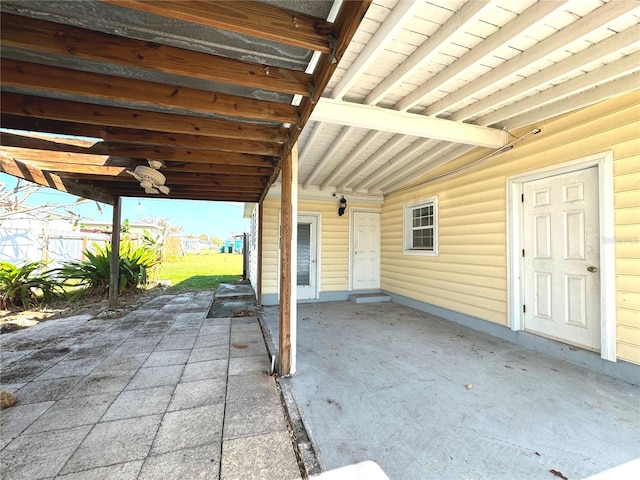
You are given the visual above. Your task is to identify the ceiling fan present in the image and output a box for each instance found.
[126,160,170,195]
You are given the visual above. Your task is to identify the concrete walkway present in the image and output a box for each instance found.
[0,288,301,479]
[262,301,640,480]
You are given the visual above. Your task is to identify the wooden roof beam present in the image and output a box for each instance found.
[364,0,494,106]
[311,98,508,148]
[67,176,265,190]
[1,142,276,168]
[1,116,283,156]
[377,143,473,192]
[0,153,114,204]
[337,135,407,191]
[478,52,640,128]
[354,138,436,191]
[451,26,640,122]
[82,184,261,202]
[425,0,638,117]
[302,126,354,188]
[1,93,288,143]
[297,122,326,168]
[330,0,422,100]
[55,172,267,189]
[263,0,372,202]
[2,59,298,124]
[1,133,104,154]
[499,72,640,132]
[106,0,334,53]
[396,0,567,112]
[101,145,275,167]
[320,130,382,191]
[1,13,312,97]
[17,161,127,176]
[0,145,112,166]
[353,138,438,191]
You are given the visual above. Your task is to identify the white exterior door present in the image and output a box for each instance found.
[351,211,380,290]
[297,215,318,300]
[523,167,601,350]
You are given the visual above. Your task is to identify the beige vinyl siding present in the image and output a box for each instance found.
[260,197,378,295]
[261,198,280,295]
[382,90,640,364]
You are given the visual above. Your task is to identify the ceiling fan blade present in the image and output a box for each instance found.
[126,170,141,181]
[157,185,170,195]
[144,187,159,194]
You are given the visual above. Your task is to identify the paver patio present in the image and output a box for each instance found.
[0,290,301,480]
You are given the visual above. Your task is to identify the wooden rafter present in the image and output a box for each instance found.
[365,0,492,106]
[55,172,267,190]
[0,1,372,205]
[262,0,373,202]
[105,0,334,53]
[288,0,372,153]
[0,154,114,204]
[1,143,276,170]
[18,161,128,176]
[1,13,312,97]
[424,0,637,117]
[0,146,111,167]
[1,116,283,156]
[2,93,288,143]
[2,59,298,124]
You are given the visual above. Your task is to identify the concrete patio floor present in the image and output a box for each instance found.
[0,288,301,480]
[262,301,640,480]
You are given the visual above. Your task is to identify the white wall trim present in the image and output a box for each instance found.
[276,210,322,301]
[402,196,439,256]
[266,182,384,204]
[348,207,382,291]
[506,151,616,361]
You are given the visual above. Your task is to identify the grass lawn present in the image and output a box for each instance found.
[156,250,243,293]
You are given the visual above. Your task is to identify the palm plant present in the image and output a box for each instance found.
[0,260,60,309]
[58,240,160,295]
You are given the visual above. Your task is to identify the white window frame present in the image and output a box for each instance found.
[403,196,438,256]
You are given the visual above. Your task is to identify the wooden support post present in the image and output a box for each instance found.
[257,201,264,307]
[279,144,298,375]
[108,196,121,310]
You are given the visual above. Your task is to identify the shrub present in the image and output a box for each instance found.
[58,240,160,295]
[0,260,60,309]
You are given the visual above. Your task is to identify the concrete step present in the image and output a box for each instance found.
[215,283,254,299]
[349,293,391,304]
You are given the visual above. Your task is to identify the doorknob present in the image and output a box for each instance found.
[587,266,598,273]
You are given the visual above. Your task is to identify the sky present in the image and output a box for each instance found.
[1,173,251,239]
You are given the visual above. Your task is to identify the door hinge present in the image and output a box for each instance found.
[521,193,524,203]
[523,304,526,313]
[522,249,525,257]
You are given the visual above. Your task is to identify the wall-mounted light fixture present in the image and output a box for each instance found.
[338,196,347,216]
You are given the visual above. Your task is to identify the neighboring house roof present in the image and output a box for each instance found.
[0,1,637,203]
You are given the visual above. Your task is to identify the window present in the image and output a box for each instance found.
[404,197,438,255]
[250,207,257,250]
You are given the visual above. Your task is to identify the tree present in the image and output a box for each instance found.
[137,215,183,235]
[209,236,224,246]
[0,177,99,227]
